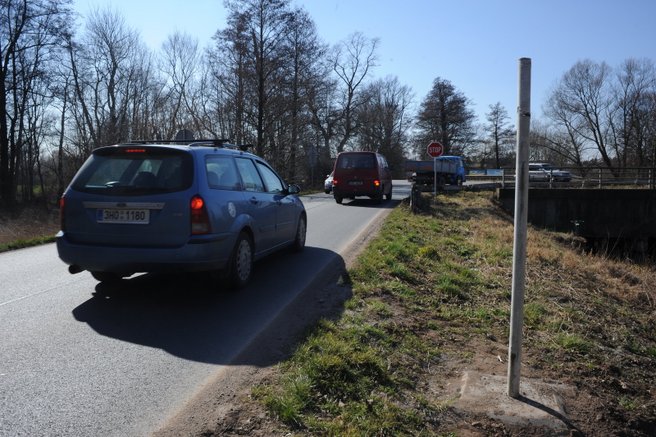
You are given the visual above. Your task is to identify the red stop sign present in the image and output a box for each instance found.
[427,141,444,157]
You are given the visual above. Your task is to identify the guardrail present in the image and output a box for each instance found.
[468,167,656,189]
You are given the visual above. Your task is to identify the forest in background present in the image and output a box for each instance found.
[1,0,655,207]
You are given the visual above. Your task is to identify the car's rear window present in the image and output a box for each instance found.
[337,153,375,169]
[71,146,193,195]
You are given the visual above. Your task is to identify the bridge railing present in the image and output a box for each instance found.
[468,167,656,189]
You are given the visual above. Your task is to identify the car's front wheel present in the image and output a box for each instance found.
[227,232,253,289]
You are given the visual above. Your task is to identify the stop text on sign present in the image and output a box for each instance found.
[427,141,444,157]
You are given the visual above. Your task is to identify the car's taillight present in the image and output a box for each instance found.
[59,196,66,231]
[332,178,338,186]
[190,195,211,234]
[373,179,381,187]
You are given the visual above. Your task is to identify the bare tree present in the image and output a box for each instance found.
[545,58,656,173]
[160,32,201,137]
[331,32,379,154]
[612,58,656,167]
[547,60,618,173]
[306,57,339,165]
[68,7,147,150]
[356,76,413,173]
[0,0,73,205]
[195,51,236,140]
[542,88,592,170]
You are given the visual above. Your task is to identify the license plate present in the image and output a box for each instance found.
[97,208,150,224]
[348,180,363,186]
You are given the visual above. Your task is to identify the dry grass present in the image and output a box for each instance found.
[247,191,656,436]
[0,205,59,248]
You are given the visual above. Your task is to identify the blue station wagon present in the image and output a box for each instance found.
[56,140,306,288]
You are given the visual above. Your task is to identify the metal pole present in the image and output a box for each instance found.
[433,157,437,196]
[508,58,531,398]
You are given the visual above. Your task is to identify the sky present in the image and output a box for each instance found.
[73,0,656,126]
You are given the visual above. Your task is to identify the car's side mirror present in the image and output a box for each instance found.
[287,184,301,195]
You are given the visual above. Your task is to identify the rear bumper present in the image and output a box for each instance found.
[56,231,236,274]
[333,185,384,198]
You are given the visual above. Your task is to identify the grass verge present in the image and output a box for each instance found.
[252,191,656,435]
[0,235,56,253]
[0,204,59,252]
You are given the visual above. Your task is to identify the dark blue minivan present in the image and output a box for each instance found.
[56,140,306,288]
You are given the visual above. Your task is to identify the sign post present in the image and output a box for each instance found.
[508,58,531,398]
[427,142,444,195]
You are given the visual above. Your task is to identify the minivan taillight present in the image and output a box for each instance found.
[332,178,338,186]
[190,195,211,235]
[59,196,66,231]
[373,179,381,187]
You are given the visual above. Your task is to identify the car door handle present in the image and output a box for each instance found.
[250,197,259,204]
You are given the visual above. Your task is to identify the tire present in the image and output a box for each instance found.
[227,232,253,289]
[292,214,307,252]
[335,196,343,204]
[385,185,393,200]
[91,271,122,283]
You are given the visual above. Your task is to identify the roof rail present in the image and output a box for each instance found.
[187,139,233,147]
[122,139,201,145]
[121,138,230,146]
[120,139,253,152]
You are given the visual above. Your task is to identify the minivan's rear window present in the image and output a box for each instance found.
[337,153,375,169]
[71,146,193,195]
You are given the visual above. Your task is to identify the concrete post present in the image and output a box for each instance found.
[508,58,531,398]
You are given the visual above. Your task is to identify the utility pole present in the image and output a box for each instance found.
[508,57,531,398]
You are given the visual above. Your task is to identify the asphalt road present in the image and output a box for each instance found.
[0,180,411,437]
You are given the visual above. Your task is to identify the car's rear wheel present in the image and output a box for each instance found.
[292,214,306,252]
[335,196,343,204]
[385,185,393,200]
[227,232,253,289]
[91,271,122,283]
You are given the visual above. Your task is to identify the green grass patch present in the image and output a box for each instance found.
[524,302,548,327]
[554,332,593,354]
[0,235,56,253]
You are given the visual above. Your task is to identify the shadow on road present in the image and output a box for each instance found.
[71,246,351,367]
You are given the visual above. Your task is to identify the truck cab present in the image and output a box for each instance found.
[437,156,466,185]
